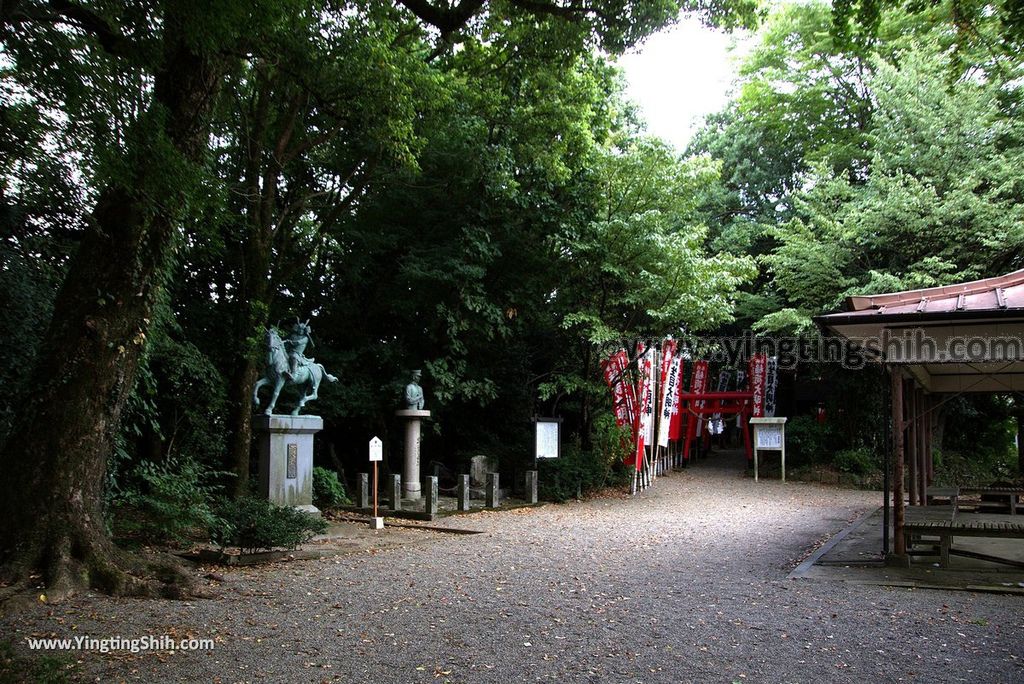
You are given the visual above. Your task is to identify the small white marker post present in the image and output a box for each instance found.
[369,437,384,529]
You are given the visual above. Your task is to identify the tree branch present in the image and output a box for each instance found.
[5,0,139,57]
[395,0,487,37]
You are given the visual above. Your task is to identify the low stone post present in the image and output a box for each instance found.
[425,476,438,517]
[390,473,402,511]
[486,472,500,508]
[358,473,370,509]
[525,470,538,504]
[457,474,471,511]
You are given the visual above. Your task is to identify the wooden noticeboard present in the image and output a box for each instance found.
[749,417,787,483]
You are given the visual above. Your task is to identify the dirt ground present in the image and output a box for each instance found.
[2,450,1021,683]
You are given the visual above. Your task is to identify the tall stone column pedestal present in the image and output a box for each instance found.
[395,409,431,500]
[254,414,322,515]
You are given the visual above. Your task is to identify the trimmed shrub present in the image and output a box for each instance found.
[313,466,352,510]
[785,415,833,466]
[210,497,326,554]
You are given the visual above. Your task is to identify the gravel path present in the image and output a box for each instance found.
[3,450,1022,683]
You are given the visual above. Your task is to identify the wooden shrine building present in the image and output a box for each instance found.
[816,268,1024,559]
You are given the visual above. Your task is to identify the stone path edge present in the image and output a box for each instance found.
[329,514,486,535]
[788,506,881,580]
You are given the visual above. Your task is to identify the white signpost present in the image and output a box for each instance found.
[749,417,787,482]
[369,437,384,529]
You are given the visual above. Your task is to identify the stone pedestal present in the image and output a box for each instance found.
[254,414,322,515]
[395,409,431,500]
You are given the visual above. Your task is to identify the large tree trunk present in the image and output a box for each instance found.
[1016,411,1024,476]
[223,69,301,495]
[226,286,271,497]
[0,19,225,600]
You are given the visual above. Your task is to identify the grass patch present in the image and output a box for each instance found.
[0,640,75,684]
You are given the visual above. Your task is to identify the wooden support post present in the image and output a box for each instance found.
[892,368,906,557]
[929,395,937,485]
[917,390,927,506]
[906,381,917,508]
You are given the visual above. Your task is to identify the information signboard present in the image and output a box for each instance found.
[535,419,561,459]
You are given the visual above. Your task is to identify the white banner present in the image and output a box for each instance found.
[658,354,681,447]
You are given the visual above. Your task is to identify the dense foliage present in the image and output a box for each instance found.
[1,0,1021,597]
[0,0,762,595]
[690,0,1023,477]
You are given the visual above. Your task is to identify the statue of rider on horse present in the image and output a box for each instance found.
[283,319,315,382]
[253,317,338,416]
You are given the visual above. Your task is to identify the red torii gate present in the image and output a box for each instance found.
[602,346,769,485]
[679,353,767,462]
[679,389,754,462]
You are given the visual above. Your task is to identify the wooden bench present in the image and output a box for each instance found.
[904,509,1024,568]
[960,486,1024,515]
[925,486,959,509]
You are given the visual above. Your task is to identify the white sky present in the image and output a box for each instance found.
[616,16,753,151]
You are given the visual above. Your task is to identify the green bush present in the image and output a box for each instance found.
[210,497,327,554]
[785,415,833,467]
[313,466,352,509]
[933,449,1017,487]
[115,457,227,546]
[833,447,879,476]
[538,415,631,502]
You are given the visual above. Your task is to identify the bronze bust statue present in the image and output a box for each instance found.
[404,369,425,410]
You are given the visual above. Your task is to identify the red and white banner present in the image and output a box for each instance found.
[748,353,768,418]
[669,357,686,441]
[602,349,636,432]
[660,338,677,385]
[658,353,681,447]
[634,344,656,471]
[683,360,709,458]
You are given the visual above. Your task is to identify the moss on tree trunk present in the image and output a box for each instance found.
[0,18,225,601]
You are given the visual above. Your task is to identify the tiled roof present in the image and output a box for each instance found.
[830,269,1024,319]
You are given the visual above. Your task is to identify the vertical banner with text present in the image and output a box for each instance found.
[658,348,680,448]
[634,344,655,471]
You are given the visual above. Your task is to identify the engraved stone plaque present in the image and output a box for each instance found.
[286,443,298,479]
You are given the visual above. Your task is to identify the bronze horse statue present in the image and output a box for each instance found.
[253,328,338,415]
